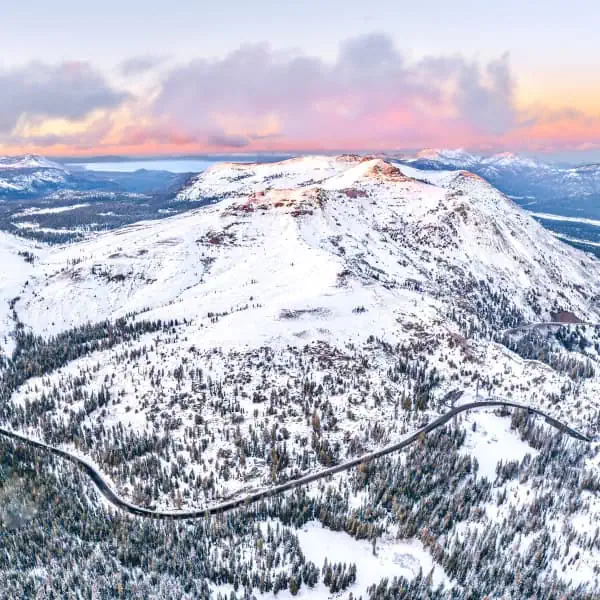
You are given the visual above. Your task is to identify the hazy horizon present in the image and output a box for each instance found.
[37,147,600,167]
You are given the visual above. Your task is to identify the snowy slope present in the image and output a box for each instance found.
[16,156,600,342]
[3,156,600,496]
[4,155,600,598]
[0,233,46,355]
[176,155,366,200]
[4,156,600,447]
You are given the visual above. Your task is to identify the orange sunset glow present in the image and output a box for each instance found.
[0,33,598,159]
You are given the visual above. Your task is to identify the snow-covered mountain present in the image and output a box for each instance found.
[0,154,191,202]
[0,154,67,171]
[5,156,600,441]
[3,156,600,597]
[397,149,600,220]
[17,155,600,339]
[6,155,600,444]
[175,155,361,201]
[405,148,549,172]
[0,154,71,198]
[410,148,482,169]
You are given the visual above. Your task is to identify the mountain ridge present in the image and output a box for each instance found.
[395,148,600,210]
[8,155,600,342]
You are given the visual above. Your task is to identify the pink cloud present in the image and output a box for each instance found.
[3,34,600,155]
[150,34,520,149]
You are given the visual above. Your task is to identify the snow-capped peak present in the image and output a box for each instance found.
[482,152,543,169]
[413,148,479,167]
[0,154,71,198]
[176,155,366,201]
[408,148,549,171]
[490,151,519,161]
[0,154,67,172]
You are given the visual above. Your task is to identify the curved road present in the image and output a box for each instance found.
[502,321,600,336]
[0,400,591,520]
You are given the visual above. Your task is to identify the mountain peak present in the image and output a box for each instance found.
[484,152,542,169]
[0,154,67,171]
[409,148,548,171]
[176,155,402,201]
[413,148,479,167]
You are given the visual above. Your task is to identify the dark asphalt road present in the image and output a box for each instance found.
[0,399,590,520]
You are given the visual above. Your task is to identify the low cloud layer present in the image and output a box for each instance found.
[0,61,127,135]
[1,34,598,154]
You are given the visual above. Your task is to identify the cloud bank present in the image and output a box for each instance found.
[0,61,127,134]
[1,34,598,155]
[151,34,519,148]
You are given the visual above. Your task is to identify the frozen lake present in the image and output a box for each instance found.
[68,156,293,173]
[68,159,231,173]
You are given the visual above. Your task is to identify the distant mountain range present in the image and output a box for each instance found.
[0,154,190,199]
[3,151,600,216]
[0,154,67,171]
[0,154,72,198]
[393,149,600,219]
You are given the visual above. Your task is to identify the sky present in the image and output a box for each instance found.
[2,0,600,160]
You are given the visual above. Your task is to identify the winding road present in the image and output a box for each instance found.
[502,321,600,336]
[0,400,591,520]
